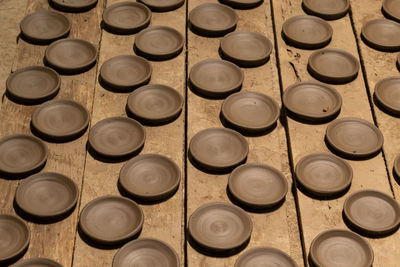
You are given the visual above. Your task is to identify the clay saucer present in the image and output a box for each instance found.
[283,81,342,122]
[49,0,98,12]
[15,172,78,219]
[282,15,333,49]
[325,117,383,159]
[100,55,152,91]
[189,3,238,37]
[220,31,273,67]
[394,154,400,179]
[12,258,62,267]
[31,99,90,141]
[309,229,373,266]
[137,0,184,12]
[0,134,47,177]
[218,0,263,9]
[112,238,180,267]
[221,91,280,133]
[0,215,30,264]
[45,38,97,74]
[189,128,248,172]
[228,163,288,209]
[189,59,244,98]
[20,10,71,44]
[295,153,352,197]
[79,195,144,245]
[103,2,151,34]
[308,48,360,84]
[302,0,350,20]
[126,84,183,124]
[134,26,184,60]
[361,19,400,52]
[383,0,400,22]
[88,117,146,158]
[188,202,252,252]
[119,154,181,201]
[374,77,400,115]
[235,247,298,267]
[6,66,60,104]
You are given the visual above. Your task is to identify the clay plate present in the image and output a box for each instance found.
[282,15,333,49]
[189,3,238,37]
[309,229,374,267]
[343,190,400,236]
[283,81,342,122]
[235,247,298,267]
[137,0,184,12]
[308,48,360,84]
[50,0,98,12]
[119,154,181,201]
[126,84,183,124]
[302,0,350,20]
[221,91,280,133]
[113,238,180,267]
[88,117,145,158]
[220,31,273,67]
[218,0,263,9]
[20,10,71,44]
[12,258,62,267]
[295,153,352,197]
[383,0,400,22]
[228,163,288,209]
[374,77,400,115]
[361,19,400,52]
[0,215,30,264]
[100,55,152,91]
[189,59,244,98]
[394,154,400,179]
[103,2,151,34]
[189,128,248,172]
[0,134,47,177]
[6,66,60,104]
[188,202,252,252]
[31,99,90,141]
[79,195,144,245]
[45,38,97,74]
[325,117,383,159]
[15,172,78,219]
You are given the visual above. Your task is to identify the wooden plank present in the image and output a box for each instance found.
[271,0,400,266]
[186,1,304,266]
[0,0,104,265]
[71,0,186,266]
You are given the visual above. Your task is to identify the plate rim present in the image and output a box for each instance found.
[361,18,400,51]
[374,76,400,115]
[302,0,350,20]
[0,214,30,263]
[137,0,185,12]
[50,0,98,10]
[218,0,264,9]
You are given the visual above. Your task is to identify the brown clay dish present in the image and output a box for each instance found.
[6,66,60,104]
[189,59,244,98]
[20,10,71,44]
[302,0,350,20]
[220,31,273,67]
[228,163,288,209]
[119,154,181,201]
[283,81,342,122]
[308,48,360,84]
[383,0,400,22]
[50,0,98,12]
[218,0,263,9]
[11,258,62,267]
[0,215,30,264]
[88,117,145,158]
[137,0,184,12]
[189,3,238,37]
[361,19,400,52]
[31,99,90,141]
[79,195,144,245]
[325,117,384,158]
[394,154,400,179]
[15,172,78,219]
[221,91,280,133]
[112,238,180,267]
[45,38,97,74]
[126,84,183,124]
[100,55,152,91]
[0,134,47,177]
[188,202,252,252]
[103,2,151,34]
[295,153,352,197]
[234,247,298,267]
[374,77,400,115]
